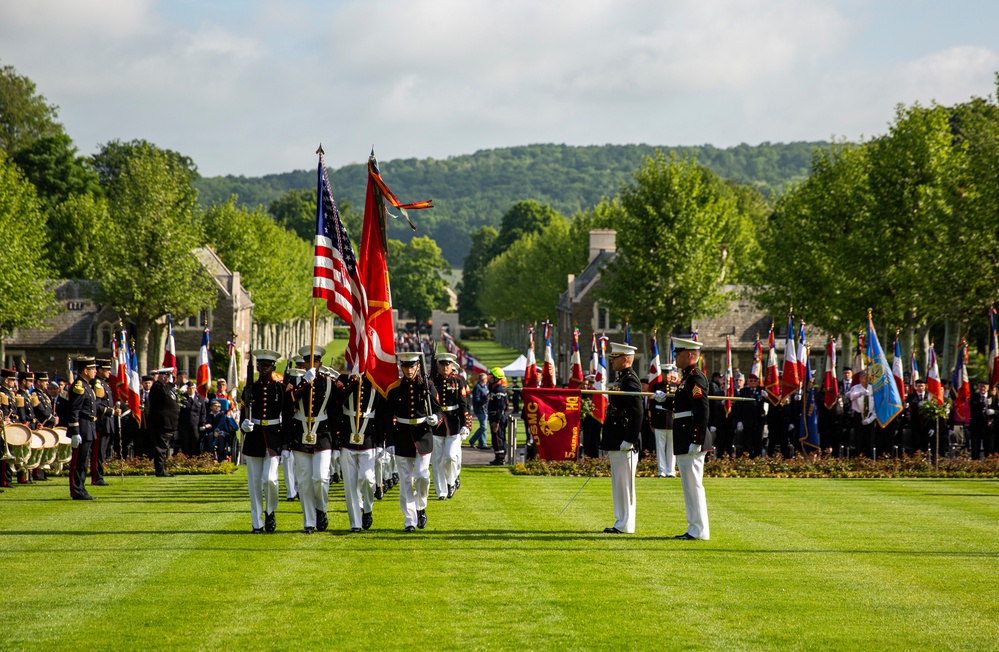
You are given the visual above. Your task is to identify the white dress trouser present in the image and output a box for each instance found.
[281,449,297,499]
[608,449,637,534]
[676,446,710,539]
[374,446,385,488]
[245,454,280,529]
[396,454,431,528]
[293,449,332,528]
[432,434,460,498]
[654,428,677,477]
[341,447,377,528]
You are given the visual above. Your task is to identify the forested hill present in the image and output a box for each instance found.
[194,141,829,265]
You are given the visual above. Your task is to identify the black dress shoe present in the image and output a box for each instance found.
[447,484,455,499]
[488,458,504,466]
[392,473,399,483]
[417,509,427,530]
[674,533,697,540]
[374,487,383,500]
[350,527,362,533]
[332,473,340,483]
[362,512,373,530]
[454,477,460,490]
[93,480,109,487]
[303,526,315,534]
[265,512,276,533]
[73,494,97,501]
[603,527,622,534]
[156,472,174,478]
[316,510,328,532]
[251,527,264,534]
[286,496,296,502]
[404,525,416,533]
[437,495,447,501]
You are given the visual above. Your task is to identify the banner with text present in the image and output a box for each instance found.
[522,388,581,461]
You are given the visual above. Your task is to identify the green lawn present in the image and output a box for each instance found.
[2,470,998,650]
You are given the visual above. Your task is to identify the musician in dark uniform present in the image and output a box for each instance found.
[90,359,118,486]
[67,357,99,500]
[385,352,442,532]
[431,352,472,499]
[599,343,643,534]
[649,364,679,477]
[287,347,335,534]
[239,350,286,533]
[13,371,37,484]
[667,337,710,540]
[0,368,19,489]
[32,372,57,428]
[336,373,383,532]
[147,368,179,477]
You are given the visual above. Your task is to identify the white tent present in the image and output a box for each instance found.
[501,354,528,378]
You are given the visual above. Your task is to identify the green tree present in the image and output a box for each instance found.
[203,198,313,323]
[46,192,110,279]
[267,187,361,243]
[388,236,451,323]
[598,152,743,332]
[456,226,498,325]
[91,142,216,373]
[12,133,100,210]
[91,139,199,204]
[0,150,57,348]
[492,200,560,256]
[0,61,63,155]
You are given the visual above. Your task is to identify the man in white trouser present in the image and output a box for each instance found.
[386,352,442,532]
[239,350,286,533]
[648,365,679,477]
[657,338,710,540]
[600,343,644,534]
[337,374,382,532]
[287,347,333,534]
[431,353,471,500]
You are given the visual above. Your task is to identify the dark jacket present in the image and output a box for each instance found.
[178,392,208,437]
[672,365,709,453]
[147,380,180,432]
[386,375,441,457]
[599,366,643,450]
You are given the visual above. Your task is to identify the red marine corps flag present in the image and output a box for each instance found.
[522,387,581,460]
[360,148,433,395]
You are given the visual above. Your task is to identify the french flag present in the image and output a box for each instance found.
[591,334,608,423]
[822,338,838,410]
[162,314,177,372]
[196,327,211,398]
[764,325,781,405]
[989,307,999,391]
[892,336,906,403]
[780,313,800,394]
[926,344,943,405]
[541,321,556,388]
[648,332,662,386]
[524,326,539,389]
[568,327,584,389]
[127,342,142,425]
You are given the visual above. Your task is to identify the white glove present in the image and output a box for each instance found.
[426,414,439,427]
[736,422,744,432]
[762,425,769,436]
[71,434,81,449]
[928,429,935,436]
[619,441,633,451]
[862,414,876,425]
[240,419,254,432]
[303,368,316,383]
[788,424,795,431]
[387,446,395,455]
[458,426,470,440]
[709,426,717,434]
[653,390,667,403]
[987,409,995,416]
[688,443,699,454]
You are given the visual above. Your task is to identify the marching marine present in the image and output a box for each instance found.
[430,352,472,500]
[336,372,384,532]
[240,350,286,533]
[287,346,335,534]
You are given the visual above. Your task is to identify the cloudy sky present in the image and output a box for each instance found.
[2,0,997,177]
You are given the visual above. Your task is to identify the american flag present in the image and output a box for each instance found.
[313,151,368,373]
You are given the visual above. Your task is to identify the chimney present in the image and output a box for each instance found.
[567,274,576,302]
[589,229,616,263]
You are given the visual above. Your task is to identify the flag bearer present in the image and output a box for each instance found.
[240,350,286,533]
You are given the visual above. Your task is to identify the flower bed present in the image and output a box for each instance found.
[47,453,238,476]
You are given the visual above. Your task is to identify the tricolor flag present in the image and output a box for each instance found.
[750,334,763,380]
[926,344,943,405]
[764,325,781,405]
[162,314,177,372]
[196,327,211,398]
[989,307,999,391]
[590,333,609,424]
[795,320,807,386]
[116,329,130,403]
[109,334,120,399]
[864,314,903,427]
[127,341,142,425]
[314,150,368,375]
[822,338,838,410]
[648,331,662,387]
[892,335,906,403]
[360,150,431,395]
[541,321,556,388]
[781,313,800,394]
[724,335,734,416]
[799,354,821,451]
[909,351,920,391]
[852,333,866,386]
[524,326,539,389]
[951,339,970,423]
[568,328,584,389]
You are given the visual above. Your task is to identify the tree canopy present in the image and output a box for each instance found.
[0,61,63,155]
[387,236,451,323]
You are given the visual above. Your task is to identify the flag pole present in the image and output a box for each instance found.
[306,299,318,445]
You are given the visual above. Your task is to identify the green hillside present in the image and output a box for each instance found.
[195,141,829,264]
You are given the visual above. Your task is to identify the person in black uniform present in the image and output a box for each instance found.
[735,373,767,458]
[336,373,383,532]
[90,359,118,486]
[13,371,37,484]
[663,337,710,540]
[239,350,286,533]
[287,347,335,534]
[649,364,679,476]
[1,368,21,489]
[431,352,472,499]
[177,381,208,456]
[67,357,99,500]
[385,352,442,532]
[32,372,57,428]
[600,342,643,534]
[968,380,995,460]
[147,368,180,477]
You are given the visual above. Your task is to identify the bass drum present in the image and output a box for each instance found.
[53,426,72,472]
[3,423,33,467]
[37,428,60,469]
[24,432,46,471]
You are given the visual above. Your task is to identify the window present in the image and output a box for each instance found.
[594,304,619,332]
[180,309,211,330]
[98,322,114,350]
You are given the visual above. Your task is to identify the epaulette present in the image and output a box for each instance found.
[94,383,106,398]
[73,379,87,394]
[31,394,40,407]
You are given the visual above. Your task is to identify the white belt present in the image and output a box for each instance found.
[396,416,426,425]
[343,410,377,419]
[673,411,693,419]
[442,404,461,411]
[251,418,282,426]
[294,414,328,422]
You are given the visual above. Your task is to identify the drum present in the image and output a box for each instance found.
[24,432,45,471]
[37,428,59,469]
[53,426,72,472]
[3,423,33,467]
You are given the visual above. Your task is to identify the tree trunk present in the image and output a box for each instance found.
[839,331,853,375]
[136,317,152,376]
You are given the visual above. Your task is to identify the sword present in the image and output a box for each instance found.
[558,455,604,517]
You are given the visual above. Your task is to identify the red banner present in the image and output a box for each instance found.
[522,388,581,461]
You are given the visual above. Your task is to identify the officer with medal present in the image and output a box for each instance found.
[386,352,442,532]
[600,343,644,534]
[67,357,99,500]
[336,371,383,532]
[287,345,334,534]
[240,350,286,533]
[90,359,118,486]
[658,337,710,540]
[430,352,471,500]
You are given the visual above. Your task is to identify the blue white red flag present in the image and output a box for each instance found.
[569,327,584,389]
[822,338,838,410]
[892,336,906,403]
[951,339,970,423]
[648,331,662,386]
[764,326,781,405]
[196,327,211,398]
[926,344,943,405]
[989,307,999,391]
[162,314,177,372]
[781,312,800,394]
[524,326,539,389]
[541,321,556,388]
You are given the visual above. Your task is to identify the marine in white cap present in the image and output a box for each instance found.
[240,349,286,533]
[430,352,471,500]
[600,342,643,534]
[285,345,333,534]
